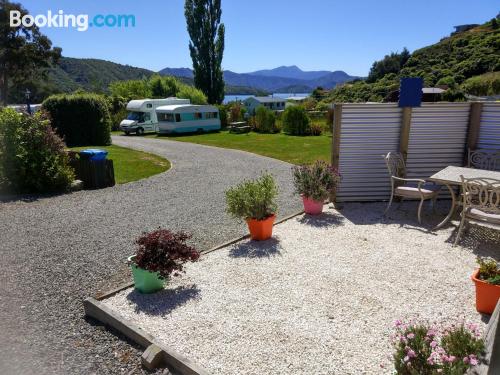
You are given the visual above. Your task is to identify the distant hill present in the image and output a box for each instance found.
[158,67,194,79]
[14,57,268,103]
[249,65,332,81]
[159,66,358,92]
[326,16,500,103]
[49,57,154,93]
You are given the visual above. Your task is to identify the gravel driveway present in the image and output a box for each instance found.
[0,135,301,375]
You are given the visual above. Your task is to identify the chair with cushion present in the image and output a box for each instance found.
[468,149,500,171]
[454,176,500,246]
[383,152,441,223]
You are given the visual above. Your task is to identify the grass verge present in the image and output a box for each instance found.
[112,130,331,165]
[70,145,170,184]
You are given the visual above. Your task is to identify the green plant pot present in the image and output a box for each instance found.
[128,256,165,294]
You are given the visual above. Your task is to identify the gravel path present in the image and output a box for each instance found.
[0,135,301,375]
[104,203,499,375]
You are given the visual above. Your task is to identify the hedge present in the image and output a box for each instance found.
[42,93,112,147]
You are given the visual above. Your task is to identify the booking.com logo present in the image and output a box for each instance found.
[9,10,135,32]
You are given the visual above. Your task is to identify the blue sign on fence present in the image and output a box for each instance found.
[398,77,423,107]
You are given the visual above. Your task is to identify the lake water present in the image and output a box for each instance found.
[223,93,311,104]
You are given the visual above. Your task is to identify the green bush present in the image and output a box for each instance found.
[177,84,208,104]
[42,93,112,147]
[106,95,128,131]
[225,174,278,220]
[254,106,279,133]
[309,123,323,136]
[0,108,74,194]
[282,106,310,135]
[216,104,228,129]
[461,72,500,96]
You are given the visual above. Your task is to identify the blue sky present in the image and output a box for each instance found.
[19,0,498,76]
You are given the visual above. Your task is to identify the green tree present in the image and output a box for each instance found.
[282,106,310,135]
[184,0,225,104]
[109,79,150,100]
[367,48,410,83]
[149,75,179,98]
[177,84,207,104]
[0,1,61,104]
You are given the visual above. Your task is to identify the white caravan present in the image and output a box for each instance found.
[156,104,221,134]
[119,98,190,135]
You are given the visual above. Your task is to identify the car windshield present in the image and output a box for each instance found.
[126,112,144,121]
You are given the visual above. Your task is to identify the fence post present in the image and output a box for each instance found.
[466,102,483,152]
[399,107,413,169]
[330,103,343,206]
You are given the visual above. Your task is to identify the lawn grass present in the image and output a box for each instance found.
[70,145,170,184]
[138,131,331,165]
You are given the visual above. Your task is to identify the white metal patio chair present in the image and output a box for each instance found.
[454,176,500,246]
[383,152,441,223]
[468,149,500,171]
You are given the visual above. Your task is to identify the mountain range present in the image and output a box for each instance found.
[159,65,357,92]
[37,59,356,102]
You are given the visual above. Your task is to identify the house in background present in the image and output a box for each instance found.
[243,96,286,115]
[452,24,479,34]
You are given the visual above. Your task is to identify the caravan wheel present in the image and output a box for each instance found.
[136,127,144,136]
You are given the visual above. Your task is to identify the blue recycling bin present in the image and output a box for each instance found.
[79,149,108,161]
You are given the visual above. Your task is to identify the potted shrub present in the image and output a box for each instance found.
[225,173,278,241]
[128,229,200,294]
[292,160,341,215]
[472,257,500,314]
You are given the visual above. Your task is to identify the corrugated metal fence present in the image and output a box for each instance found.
[338,104,401,201]
[478,103,500,149]
[334,102,500,202]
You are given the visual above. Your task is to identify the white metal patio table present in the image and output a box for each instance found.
[428,166,500,230]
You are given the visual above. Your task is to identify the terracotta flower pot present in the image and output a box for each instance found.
[471,269,500,314]
[302,196,324,215]
[246,215,275,241]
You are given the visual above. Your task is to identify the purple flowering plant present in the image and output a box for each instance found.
[392,320,484,375]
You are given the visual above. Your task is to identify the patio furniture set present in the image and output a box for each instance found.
[384,149,500,245]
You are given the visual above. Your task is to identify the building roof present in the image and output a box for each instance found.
[422,87,446,94]
[246,96,286,103]
[156,104,217,112]
[286,96,307,101]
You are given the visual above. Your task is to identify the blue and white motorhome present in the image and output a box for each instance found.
[156,104,221,134]
[119,98,190,135]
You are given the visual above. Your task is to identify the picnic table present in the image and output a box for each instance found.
[428,166,500,230]
[228,121,251,133]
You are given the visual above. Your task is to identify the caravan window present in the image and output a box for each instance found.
[194,112,202,120]
[175,113,181,122]
[158,113,175,122]
[205,112,218,119]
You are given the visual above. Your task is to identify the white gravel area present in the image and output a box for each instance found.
[104,202,499,374]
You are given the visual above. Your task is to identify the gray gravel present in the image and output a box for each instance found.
[0,135,301,375]
[104,202,499,375]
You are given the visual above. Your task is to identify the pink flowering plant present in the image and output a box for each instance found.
[392,320,484,374]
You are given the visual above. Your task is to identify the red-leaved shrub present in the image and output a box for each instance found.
[133,229,200,279]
